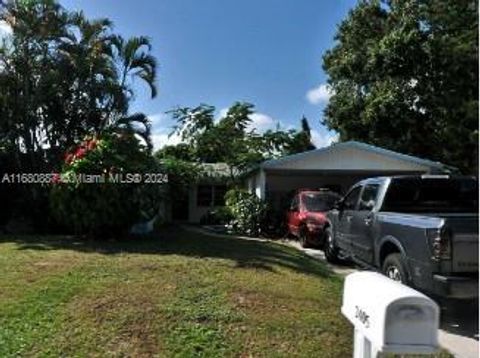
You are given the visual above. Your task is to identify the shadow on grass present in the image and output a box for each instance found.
[0,226,331,278]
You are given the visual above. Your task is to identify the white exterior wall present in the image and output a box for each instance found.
[246,169,266,199]
[256,170,266,199]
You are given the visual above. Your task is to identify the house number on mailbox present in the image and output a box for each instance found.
[355,305,370,328]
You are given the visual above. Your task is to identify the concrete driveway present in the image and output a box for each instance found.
[292,243,479,358]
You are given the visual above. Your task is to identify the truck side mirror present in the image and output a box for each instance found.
[365,200,375,211]
[342,272,439,356]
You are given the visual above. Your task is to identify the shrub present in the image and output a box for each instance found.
[225,188,267,237]
[50,133,162,238]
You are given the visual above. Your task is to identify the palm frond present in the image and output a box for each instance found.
[124,36,152,59]
[116,35,158,98]
[109,113,152,151]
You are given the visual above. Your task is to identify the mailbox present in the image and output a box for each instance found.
[342,272,439,357]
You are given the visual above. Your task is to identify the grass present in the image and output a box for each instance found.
[0,227,451,357]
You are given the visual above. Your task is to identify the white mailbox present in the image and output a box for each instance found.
[342,272,439,358]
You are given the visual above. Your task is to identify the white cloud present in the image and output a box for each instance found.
[248,113,276,133]
[0,21,12,37]
[311,130,338,148]
[148,112,168,130]
[0,21,12,50]
[306,84,332,105]
[151,131,182,151]
[217,107,279,133]
[147,112,182,151]
[216,108,229,122]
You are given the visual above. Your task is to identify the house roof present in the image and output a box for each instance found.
[246,141,454,174]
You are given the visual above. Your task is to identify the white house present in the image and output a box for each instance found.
[169,141,453,223]
[243,141,454,206]
[170,163,237,223]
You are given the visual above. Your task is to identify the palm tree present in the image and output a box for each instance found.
[0,0,159,162]
[60,19,158,150]
[57,12,121,146]
[95,35,158,150]
[113,35,158,100]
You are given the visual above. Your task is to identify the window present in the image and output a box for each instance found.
[343,186,361,210]
[213,185,227,206]
[382,177,478,213]
[197,185,213,207]
[197,185,228,207]
[302,192,342,212]
[359,184,380,211]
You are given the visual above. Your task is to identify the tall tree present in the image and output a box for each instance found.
[0,0,158,170]
[285,116,316,154]
[168,102,261,168]
[323,0,478,173]
[166,102,317,174]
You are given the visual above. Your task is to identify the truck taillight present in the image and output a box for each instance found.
[427,228,452,261]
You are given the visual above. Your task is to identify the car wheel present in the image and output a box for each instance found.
[299,227,309,248]
[382,253,408,284]
[324,227,340,263]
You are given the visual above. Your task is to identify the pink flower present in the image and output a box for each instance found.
[75,147,87,159]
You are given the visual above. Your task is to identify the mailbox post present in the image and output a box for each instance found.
[342,272,439,358]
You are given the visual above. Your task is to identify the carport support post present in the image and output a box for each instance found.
[353,329,379,358]
[258,169,266,200]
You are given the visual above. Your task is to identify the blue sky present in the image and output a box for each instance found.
[59,0,357,150]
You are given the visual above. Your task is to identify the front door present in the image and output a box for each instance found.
[336,186,362,251]
[350,183,380,264]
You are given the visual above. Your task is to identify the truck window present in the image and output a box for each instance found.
[382,177,478,213]
[359,184,380,211]
[302,192,342,212]
[343,186,362,210]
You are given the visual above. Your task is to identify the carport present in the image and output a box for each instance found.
[244,141,453,206]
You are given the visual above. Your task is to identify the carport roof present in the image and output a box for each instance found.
[246,141,454,174]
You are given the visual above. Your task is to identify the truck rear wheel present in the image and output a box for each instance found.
[382,253,408,284]
[324,227,340,263]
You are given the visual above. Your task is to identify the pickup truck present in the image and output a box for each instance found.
[325,175,478,299]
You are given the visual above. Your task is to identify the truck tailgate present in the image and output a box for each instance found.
[445,215,479,272]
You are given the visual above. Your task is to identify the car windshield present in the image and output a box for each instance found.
[302,192,341,212]
[381,177,478,213]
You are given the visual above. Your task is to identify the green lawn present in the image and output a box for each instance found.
[0,227,354,357]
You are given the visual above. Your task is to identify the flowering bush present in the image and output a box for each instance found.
[50,133,161,238]
[225,188,267,237]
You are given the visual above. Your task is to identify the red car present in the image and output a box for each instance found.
[286,189,341,247]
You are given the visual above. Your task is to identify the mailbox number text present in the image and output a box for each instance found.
[355,306,370,328]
